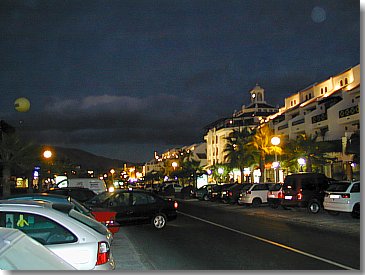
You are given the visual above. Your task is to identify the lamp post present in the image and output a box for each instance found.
[271,136,281,183]
[41,149,53,192]
[298,158,306,172]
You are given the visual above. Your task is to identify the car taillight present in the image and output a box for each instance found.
[341,194,350,199]
[297,192,303,200]
[96,241,110,265]
[229,191,233,196]
[278,191,283,199]
[246,191,251,194]
[174,201,178,209]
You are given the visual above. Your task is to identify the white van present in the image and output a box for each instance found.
[57,178,107,194]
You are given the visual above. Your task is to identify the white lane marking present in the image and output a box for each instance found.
[178,211,355,270]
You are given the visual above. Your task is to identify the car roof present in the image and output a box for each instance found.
[5,193,70,200]
[0,199,73,214]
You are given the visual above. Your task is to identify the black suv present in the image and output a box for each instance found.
[281,173,331,214]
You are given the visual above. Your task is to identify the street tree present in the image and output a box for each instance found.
[0,132,37,197]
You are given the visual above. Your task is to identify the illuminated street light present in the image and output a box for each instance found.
[298,158,306,172]
[172,161,178,170]
[271,136,281,182]
[43,150,52,159]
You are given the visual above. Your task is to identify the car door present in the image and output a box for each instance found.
[129,192,158,223]
[105,192,133,224]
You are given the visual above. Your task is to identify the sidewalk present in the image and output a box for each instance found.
[112,228,152,270]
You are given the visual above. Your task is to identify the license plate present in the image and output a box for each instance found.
[268,194,275,198]
[285,195,292,200]
[329,194,340,199]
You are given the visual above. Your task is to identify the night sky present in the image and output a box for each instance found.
[0,0,360,163]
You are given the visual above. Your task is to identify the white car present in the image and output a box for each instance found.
[0,200,115,270]
[324,181,360,218]
[163,182,183,192]
[238,183,272,207]
[0,227,76,270]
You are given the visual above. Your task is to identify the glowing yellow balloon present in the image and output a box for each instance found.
[14,97,30,112]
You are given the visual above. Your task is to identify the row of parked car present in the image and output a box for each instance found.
[0,186,179,270]
[194,173,360,218]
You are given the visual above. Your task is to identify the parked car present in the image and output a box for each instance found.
[0,227,76,270]
[195,184,217,201]
[323,181,360,218]
[3,193,119,234]
[221,183,250,204]
[180,185,195,199]
[210,183,235,201]
[281,173,331,214]
[238,183,272,207]
[267,183,284,208]
[85,190,178,229]
[46,187,97,203]
[162,181,183,193]
[0,200,115,270]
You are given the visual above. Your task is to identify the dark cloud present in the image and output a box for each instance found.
[0,0,359,162]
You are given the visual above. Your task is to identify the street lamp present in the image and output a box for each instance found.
[271,136,281,182]
[41,149,53,192]
[298,158,306,172]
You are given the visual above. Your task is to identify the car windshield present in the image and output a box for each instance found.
[86,191,115,204]
[68,209,108,236]
[326,182,351,192]
[269,184,282,191]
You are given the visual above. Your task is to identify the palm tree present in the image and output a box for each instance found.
[177,148,204,187]
[282,133,333,173]
[247,124,282,182]
[0,132,37,197]
[223,128,255,183]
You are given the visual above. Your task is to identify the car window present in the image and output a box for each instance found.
[88,191,114,204]
[283,177,296,190]
[0,211,77,245]
[111,192,131,206]
[326,182,351,192]
[350,182,360,193]
[253,184,269,191]
[269,184,282,191]
[301,178,316,191]
[132,193,149,205]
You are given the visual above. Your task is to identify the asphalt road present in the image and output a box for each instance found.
[112,199,360,270]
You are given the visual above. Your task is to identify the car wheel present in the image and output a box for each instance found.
[152,214,167,229]
[326,210,340,216]
[307,200,321,214]
[203,194,209,201]
[351,203,360,219]
[252,198,262,207]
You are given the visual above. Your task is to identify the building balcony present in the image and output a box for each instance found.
[338,105,360,125]
[311,112,327,124]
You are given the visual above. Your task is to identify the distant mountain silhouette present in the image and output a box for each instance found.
[52,146,131,171]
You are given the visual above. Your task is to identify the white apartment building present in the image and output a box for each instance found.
[204,84,278,167]
[143,143,207,179]
[265,64,360,179]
